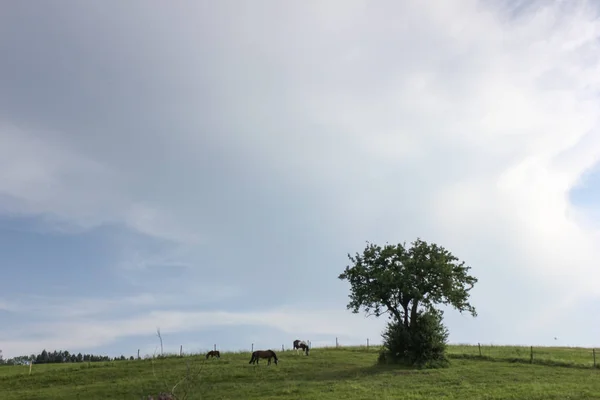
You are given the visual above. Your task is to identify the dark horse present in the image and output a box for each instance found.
[205,350,220,359]
[249,350,278,365]
[293,339,309,355]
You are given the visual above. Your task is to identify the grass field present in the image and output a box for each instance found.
[0,345,599,399]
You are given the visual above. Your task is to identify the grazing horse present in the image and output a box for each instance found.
[205,350,220,359]
[249,350,278,365]
[293,339,310,355]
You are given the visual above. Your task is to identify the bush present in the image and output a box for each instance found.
[379,309,450,368]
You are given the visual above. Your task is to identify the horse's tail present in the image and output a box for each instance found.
[271,350,278,361]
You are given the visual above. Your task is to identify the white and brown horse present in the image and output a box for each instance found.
[293,339,310,355]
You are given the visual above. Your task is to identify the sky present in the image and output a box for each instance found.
[1,0,600,359]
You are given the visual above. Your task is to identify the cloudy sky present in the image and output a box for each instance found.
[1,0,600,359]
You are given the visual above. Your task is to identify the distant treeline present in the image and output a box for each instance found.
[0,349,134,365]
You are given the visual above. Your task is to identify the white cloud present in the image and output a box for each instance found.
[1,0,600,354]
[0,288,243,321]
[0,123,119,225]
[0,306,384,358]
[124,203,205,246]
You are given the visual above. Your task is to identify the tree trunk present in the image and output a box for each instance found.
[410,299,419,329]
[402,304,409,328]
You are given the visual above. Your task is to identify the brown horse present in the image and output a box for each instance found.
[249,350,278,365]
[293,339,309,355]
[205,350,220,359]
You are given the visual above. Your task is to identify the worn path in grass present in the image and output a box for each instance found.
[0,346,599,399]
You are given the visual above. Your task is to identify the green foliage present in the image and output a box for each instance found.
[379,310,449,368]
[338,238,477,366]
[338,238,478,325]
[3,349,130,365]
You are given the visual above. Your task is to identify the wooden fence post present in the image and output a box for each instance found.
[530,346,533,364]
[336,337,339,348]
[251,343,254,352]
[593,348,596,368]
[282,344,284,351]
[478,343,482,357]
[137,349,140,360]
[367,338,369,351]
[180,345,183,357]
[214,344,216,352]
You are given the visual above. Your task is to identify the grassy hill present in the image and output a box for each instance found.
[1,345,599,399]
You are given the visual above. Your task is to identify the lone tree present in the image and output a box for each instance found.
[338,238,478,366]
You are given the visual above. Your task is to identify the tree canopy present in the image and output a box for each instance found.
[338,238,478,329]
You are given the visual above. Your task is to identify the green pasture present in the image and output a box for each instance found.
[0,345,598,399]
